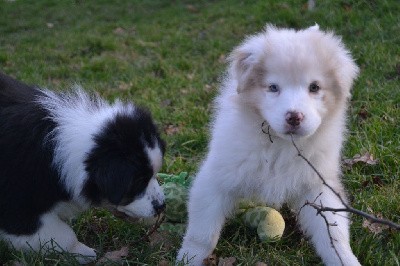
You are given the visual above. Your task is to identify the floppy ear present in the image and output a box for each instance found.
[325,33,359,99]
[91,159,134,205]
[335,49,359,98]
[228,33,268,93]
[229,49,257,93]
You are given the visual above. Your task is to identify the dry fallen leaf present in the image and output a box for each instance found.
[363,216,389,235]
[186,4,199,13]
[113,27,126,35]
[118,82,133,91]
[255,262,268,266]
[158,259,169,266]
[218,257,236,266]
[164,124,181,135]
[148,231,175,250]
[218,54,226,64]
[343,2,353,12]
[204,84,214,92]
[187,73,195,80]
[97,246,129,264]
[343,152,378,167]
[203,254,218,266]
[362,176,384,188]
[357,106,370,120]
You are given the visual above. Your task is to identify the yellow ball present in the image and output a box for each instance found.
[243,206,285,242]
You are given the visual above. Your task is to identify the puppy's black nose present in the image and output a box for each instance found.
[152,200,166,215]
[286,111,304,126]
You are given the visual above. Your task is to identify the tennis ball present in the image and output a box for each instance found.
[243,206,285,242]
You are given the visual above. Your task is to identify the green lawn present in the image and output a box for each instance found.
[0,0,399,265]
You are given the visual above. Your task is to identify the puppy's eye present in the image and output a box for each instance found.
[268,84,279,93]
[309,82,320,93]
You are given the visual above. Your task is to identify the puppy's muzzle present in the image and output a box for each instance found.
[152,200,166,215]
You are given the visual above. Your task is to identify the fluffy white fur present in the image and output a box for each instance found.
[38,88,165,217]
[39,88,135,202]
[177,25,360,265]
[1,213,97,264]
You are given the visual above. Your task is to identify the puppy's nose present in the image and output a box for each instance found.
[286,111,304,126]
[152,200,166,215]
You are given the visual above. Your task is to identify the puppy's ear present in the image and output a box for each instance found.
[90,159,134,205]
[335,47,359,98]
[326,33,360,98]
[229,50,256,93]
[308,28,359,98]
[229,34,267,93]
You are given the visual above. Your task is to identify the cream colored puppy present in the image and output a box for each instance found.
[177,25,360,266]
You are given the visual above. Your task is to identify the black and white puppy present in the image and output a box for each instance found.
[0,72,166,262]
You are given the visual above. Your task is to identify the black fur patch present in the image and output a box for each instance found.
[0,73,70,235]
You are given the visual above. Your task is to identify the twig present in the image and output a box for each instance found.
[298,197,344,266]
[143,214,166,241]
[261,121,274,143]
[316,209,344,266]
[108,207,166,242]
[297,192,323,217]
[290,134,400,230]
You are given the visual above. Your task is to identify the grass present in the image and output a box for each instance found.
[0,0,399,265]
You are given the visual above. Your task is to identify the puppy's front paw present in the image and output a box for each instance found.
[177,243,210,266]
[70,241,97,264]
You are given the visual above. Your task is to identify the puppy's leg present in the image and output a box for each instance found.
[4,213,96,264]
[177,171,235,265]
[293,185,360,266]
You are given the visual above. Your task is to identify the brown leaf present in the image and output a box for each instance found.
[187,73,195,80]
[357,106,370,120]
[113,27,126,35]
[371,176,384,186]
[97,246,129,264]
[343,3,352,12]
[118,82,133,91]
[218,54,226,64]
[148,231,175,250]
[362,215,389,235]
[158,260,169,266]
[255,262,268,266]
[186,4,199,13]
[218,257,236,266]
[362,176,384,188]
[204,84,214,92]
[203,254,218,266]
[343,152,378,167]
[164,124,181,135]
